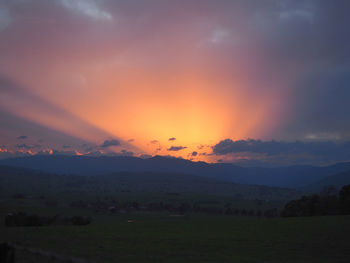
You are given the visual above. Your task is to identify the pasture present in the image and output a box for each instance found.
[1,200,350,263]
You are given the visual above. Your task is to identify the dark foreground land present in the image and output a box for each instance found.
[1,203,350,263]
[1,165,350,262]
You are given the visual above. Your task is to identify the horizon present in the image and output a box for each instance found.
[1,152,350,169]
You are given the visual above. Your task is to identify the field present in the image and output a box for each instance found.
[0,167,349,262]
[1,200,350,263]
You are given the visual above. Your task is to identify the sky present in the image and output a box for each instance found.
[0,0,349,166]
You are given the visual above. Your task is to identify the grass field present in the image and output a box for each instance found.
[1,200,350,263]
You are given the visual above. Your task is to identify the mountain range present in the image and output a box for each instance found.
[1,155,350,189]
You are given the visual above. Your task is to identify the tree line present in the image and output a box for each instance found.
[281,184,350,217]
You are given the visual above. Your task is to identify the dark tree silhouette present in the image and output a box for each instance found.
[339,185,350,214]
[282,184,350,217]
[0,243,15,263]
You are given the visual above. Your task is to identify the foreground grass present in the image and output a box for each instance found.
[1,211,350,263]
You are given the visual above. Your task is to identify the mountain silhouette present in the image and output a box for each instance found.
[2,155,350,188]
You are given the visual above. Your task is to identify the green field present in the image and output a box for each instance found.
[1,201,350,263]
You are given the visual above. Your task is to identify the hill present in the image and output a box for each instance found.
[304,170,350,192]
[1,155,350,188]
[0,165,300,200]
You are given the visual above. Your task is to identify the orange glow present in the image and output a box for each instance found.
[0,148,9,153]
[0,23,293,162]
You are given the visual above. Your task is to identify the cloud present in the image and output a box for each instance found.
[17,135,27,140]
[191,151,198,156]
[101,139,120,148]
[168,137,176,141]
[208,28,231,45]
[59,0,112,21]
[213,139,350,165]
[213,139,350,156]
[167,146,187,151]
[62,145,71,148]
[1,0,350,163]
[150,140,159,144]
[16,143,41,149]
[278,9,313,22]
[128,139,134,142]
[0,6,12,31]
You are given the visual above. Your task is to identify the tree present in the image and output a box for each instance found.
[281,184,350,217]
[339,184,350,215]
[0,243,15,263]
[225,207,233,215]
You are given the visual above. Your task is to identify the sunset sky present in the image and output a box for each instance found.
[0,0,350,166]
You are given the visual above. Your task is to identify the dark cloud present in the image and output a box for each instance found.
[101,139,120,148]
[213,139,350,165]
[168,137,176,141]
[168,146,187,151]
[213,139,350,155]
[17,135,27,140]
[150,140,159,144]
[191,151,198,156]
[62,145,71,149]
[128,139,134,142]
[16,143,41,149]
